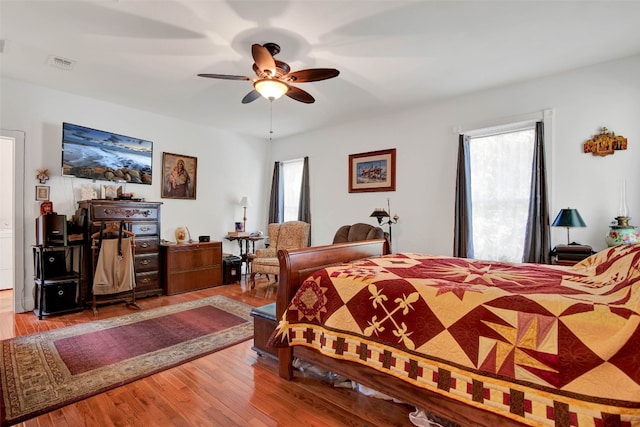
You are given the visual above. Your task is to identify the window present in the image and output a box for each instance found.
[468,124,535,262]
[282,158,304,222]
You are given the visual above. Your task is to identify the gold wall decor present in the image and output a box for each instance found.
[583,127,627,157]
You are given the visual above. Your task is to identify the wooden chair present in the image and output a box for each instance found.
[249,221,310,289]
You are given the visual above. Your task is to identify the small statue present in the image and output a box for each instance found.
[36,169,49,184]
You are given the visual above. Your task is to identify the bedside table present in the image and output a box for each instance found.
[551,244,593,266]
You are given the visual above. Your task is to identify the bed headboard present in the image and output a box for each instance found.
[276,239,388,320]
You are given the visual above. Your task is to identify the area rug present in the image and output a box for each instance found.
[0,295,254,426]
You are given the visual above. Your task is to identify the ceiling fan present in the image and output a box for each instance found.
[198,42,339,104]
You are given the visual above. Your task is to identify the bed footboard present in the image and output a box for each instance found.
[275,239,388,379]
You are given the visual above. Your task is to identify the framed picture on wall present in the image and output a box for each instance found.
[35,185,50,201]
[161,152,197,199]
[348,148,396,193]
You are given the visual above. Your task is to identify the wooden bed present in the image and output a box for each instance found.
[274,240,640,427]
[275,239,520,426]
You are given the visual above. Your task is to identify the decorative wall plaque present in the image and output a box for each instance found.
[583,127,627,157]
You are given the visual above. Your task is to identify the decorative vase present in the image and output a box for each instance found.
[606,180,639,246]
[605,217,640,247]
[175,227,188,244]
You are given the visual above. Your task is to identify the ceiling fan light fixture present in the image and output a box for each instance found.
[254,79,288,100]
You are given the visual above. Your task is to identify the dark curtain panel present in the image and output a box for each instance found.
[298,156,311,245]
[523,121,551,263]
[268,161,283,224]
[453,134,474,258]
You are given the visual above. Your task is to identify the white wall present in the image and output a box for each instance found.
[3,54,639,310]
[271,54,640,255]
[1,78,270,310]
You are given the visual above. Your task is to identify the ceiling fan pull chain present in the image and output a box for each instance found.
[269,100,274,141]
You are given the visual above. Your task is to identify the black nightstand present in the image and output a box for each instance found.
[551,244,593,266]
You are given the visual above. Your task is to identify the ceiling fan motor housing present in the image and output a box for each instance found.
[262,42,281,56]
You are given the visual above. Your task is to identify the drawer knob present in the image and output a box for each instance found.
[140,242,150,248]
[140,278,150,283]
[140,227,150,232]
[141,259,150,265]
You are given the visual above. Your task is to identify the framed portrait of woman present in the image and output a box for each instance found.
[161,152,197,200]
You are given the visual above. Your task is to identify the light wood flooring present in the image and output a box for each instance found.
[0,278,414,426]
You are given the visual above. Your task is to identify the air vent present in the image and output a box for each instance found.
[47,55,75,71]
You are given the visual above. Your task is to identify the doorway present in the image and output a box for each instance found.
[0,129,25,313]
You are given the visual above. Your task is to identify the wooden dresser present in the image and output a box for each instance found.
[161,241,222,295]
[77,200,163,305]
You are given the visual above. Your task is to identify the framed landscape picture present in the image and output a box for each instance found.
[348,148,396,193]
[161,152,197,199]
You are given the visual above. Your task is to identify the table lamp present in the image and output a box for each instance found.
[239,196,250,232]
[552,208,586,245]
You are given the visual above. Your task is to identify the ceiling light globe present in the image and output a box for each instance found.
[254,79,288,100]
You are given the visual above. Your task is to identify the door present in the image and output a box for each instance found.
[0,130,25,311]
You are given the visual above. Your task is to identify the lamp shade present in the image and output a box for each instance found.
[239,196,251,207]
[369,208,390,219]
[254,79,289,100]
[552,208,586,228]
[370,208,389,225]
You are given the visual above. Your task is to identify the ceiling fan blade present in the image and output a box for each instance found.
[285,68,340,83]
[197,73,251,81]
[241,90,261,104]
[251,44,276,77]
[286,86,315,104]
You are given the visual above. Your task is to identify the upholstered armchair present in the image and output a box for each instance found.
[332,223,385,244]
[249,221,311,288]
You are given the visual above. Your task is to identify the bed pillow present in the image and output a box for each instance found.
[572,243,640,280]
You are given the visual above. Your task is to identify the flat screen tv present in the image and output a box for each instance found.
[61,122,152,185]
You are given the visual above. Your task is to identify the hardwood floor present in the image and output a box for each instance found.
[0,278,415,426]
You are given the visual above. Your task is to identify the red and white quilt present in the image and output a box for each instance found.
[271,244,640,427]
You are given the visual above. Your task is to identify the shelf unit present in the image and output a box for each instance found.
[33,245,83,319]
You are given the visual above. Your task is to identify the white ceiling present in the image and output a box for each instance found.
[2,1,640,140]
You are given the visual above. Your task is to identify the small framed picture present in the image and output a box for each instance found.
[35,185,50,201]
[101,184,118,199]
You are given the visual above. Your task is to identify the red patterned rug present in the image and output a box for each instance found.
[0,295,253,426]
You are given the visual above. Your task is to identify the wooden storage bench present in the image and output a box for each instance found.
[250,302,277,358]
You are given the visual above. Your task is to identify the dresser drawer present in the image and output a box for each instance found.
[165,267,222,295]
[134,237,159,253]
[88,221,157,237]
[135,253,159,272]
[91,204,160,221]
[165,244,222,270]
[135,271,160,291]
[130,222,158,236]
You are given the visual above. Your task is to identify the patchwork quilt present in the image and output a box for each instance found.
[271,244,640,427]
